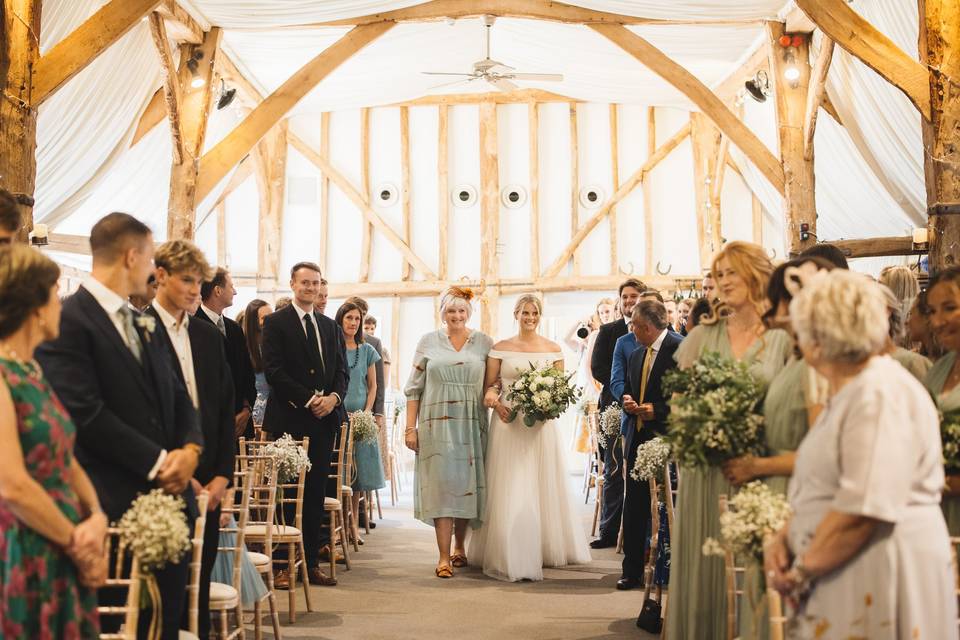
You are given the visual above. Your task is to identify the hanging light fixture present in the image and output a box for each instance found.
[216,79,237,109]
[186,50,206,89]
[783,50,801,86]
[744,70,771,103]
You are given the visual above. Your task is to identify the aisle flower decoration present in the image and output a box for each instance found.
[505,363,581,427]
[941,408,960,472]
[350,410,379,443]
[117,489,191,574]
[263,433,312,483]
[662,351,766,469]
[598,403,622,449]
[702,480,791,565]
[630,437,672,482]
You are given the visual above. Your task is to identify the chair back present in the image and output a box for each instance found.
[718,494,745,640]
[330,423,349,496]
[241,435,310,531]
[185,492,209,635]
[98,529,142,640]
[236,453,279,552]
[220,471,252,594]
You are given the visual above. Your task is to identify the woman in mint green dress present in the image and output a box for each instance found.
[666,242,791,640]
[924,269,960,534]
[404,288,492,578]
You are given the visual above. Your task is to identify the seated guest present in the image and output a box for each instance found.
[242,299,273,428]
[148,240,235,640]
[0,188,22,244]
[37,212,202,640]
[765,270,956,638]
[0,245,106,638]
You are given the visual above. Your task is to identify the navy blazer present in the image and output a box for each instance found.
[195,307,256,414]
[36,287,202,520]
[261,303,348,437]
[623,330,682,452]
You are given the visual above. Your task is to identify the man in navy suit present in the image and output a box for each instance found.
[617,299,681,590]
[37,212,202,639]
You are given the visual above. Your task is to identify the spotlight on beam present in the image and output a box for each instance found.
[744,70,770,103]
[216,80,237,110]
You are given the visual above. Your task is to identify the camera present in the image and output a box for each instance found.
[576,324,589,339]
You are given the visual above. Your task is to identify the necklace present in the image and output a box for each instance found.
[347,344,361,370]
[0,345,41,380]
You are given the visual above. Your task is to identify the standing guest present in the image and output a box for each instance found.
[148,241,234,640]
[686,297,711,333]
[404,287,493,578]
[618,300,681,591]
[879,265,920,345]
[363,314,393,476]
[569,297,616,453]
[196,268,256,439]
[701,274,717,301]
[908,292,943,359]
[0,188,22,244]
[877,284,931,381]
[766,270,956,639]
[589,279,645,549]
[336,302,385,537]
[666,241,791,640]
[242,299,273,428]
[676,298,692,335]
[37,212,202,640]
[261,262,345,588]
[663,298,677,332]
[128,273,158,312]
[275,296,292,311]
[316,278,329,316]
[798,242,849,269]
[924,267,960,535]
[0,245,106,639]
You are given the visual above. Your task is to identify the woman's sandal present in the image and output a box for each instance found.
[450,553,468,568]
[435,563,454,579]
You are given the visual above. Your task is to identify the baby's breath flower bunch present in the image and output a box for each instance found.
[663,352,766,469]
[117,489,191,574]
[263,433,312,483]
[941,408,960,472]
[597,403,622,449]
[350,410,379,443]
[505,364,581,427]
[630,437,672,482]
[702,481,791,565]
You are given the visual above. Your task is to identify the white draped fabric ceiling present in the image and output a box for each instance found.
[33,0,926,270]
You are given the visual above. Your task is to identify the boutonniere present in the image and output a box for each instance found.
[136,315,156,340]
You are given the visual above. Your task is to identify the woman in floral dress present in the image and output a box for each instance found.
[0,245,106,639]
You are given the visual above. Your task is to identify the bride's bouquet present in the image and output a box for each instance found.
[505,363,581,427]
[941,408,960,472]
[117,489,192,574]
[702,481,791,565]
[662,351,766,469]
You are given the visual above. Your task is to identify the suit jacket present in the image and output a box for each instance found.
[590,319,629,410]
[195,307,256,415]
[624,331,682,452]
[365,334,385,416]
[261,303,348,437]
[36,287,203,520]
[147,305,235,484]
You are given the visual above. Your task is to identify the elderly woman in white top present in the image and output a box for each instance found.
[764,269,957,639]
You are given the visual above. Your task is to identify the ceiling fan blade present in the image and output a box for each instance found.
[426,77,473,91]
[508,73,564,82]
[422,72,476,77]
[488,77,519,92]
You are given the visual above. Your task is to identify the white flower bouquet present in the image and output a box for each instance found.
[505,363,581,427]
[630,437,672,482]
[350,410,379,443]
[117,489,191,574]
[598,403,622,449]
[263,433,312,483]
[663,352,766,469]
[941,408,960,472]
[702,481,791,565]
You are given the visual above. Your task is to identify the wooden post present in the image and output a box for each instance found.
[252,121,287,283]
[608,104,619,275]
[528,102,540,277]
[438,104,450,280]
[319,112,330,273]
[752,195,764,245]
[767,22,816,256]
[391,295,401,390]
[920,0,960,271]
[690,113,722,269]
[570,103,581,275]
[166,27,221,240]
[400,106,412,280]
[0,0,41,239]
[479,101,500,336]
[359,107,372,282]
[643,107,656,274]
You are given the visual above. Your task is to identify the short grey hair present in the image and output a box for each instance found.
[790,270,888,364]
[632,299,668,331]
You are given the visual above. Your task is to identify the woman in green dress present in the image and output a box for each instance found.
[666,242,792,640]
[404,287,493,578]
[924,267,960,534]
[0,245,106,639]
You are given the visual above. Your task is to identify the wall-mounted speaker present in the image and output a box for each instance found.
[451,184,478,208]
[501,184,527,209]
[579,185,605,209]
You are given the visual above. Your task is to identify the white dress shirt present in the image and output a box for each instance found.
[645,328,669,369]
[82,276,167,480]
[153,303,199,409]
[200,304,225,333]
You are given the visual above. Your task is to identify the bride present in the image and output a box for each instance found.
[468,294,591,581]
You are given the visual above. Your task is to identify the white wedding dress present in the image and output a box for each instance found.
[468,350,592,581]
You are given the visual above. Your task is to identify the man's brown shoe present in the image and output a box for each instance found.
[308,567,337,586]
[273,569,291,590]
[319,544,345,564]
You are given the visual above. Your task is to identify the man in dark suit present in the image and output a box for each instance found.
[196,267,257,438]
[618,299,681,591]
[262,261,347,588]
[37,212,202,640]
[149,240,235,639]
[589,277,645,548]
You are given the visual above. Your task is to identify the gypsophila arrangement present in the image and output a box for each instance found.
[941,408,960,472]
[350,410,379,443]
[630,437,672,482]
[263,433,312,483]
[117,489,191,574]
[702,481,791,565]
[505,363,581,427]
[663,351,766,469]
[597,403,622,449]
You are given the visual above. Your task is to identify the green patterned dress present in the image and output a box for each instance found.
[893,346,932,383]
[405,330,493,527]
[0,357,99,639]
[925,351,960,535]
[665,321,791,640]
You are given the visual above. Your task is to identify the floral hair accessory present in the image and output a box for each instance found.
[783,261,824,298]
[449,286,475,301]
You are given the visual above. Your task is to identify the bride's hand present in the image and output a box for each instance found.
[493,402,512,423]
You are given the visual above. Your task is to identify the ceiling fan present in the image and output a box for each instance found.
[422,15,564,92]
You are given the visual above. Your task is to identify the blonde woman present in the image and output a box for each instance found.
[469,295,591,582]
[404,288,493,578]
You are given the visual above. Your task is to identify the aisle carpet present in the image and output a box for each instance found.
[253,476,659,639]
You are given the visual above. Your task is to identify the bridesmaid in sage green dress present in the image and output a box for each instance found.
[404,288,493,578]
[666,242,791,640]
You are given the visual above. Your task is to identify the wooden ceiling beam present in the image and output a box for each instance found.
[216,50,266,104]
[131,89,166,147]
[591,23,785,196]
[794,0,931,121]
[155,0,203,44]
[829,236,919,258]
[712,40,770,104]
[803,38,834,161]
[196,22,393,203]
[33,0,161,106]
[147,12,184,164]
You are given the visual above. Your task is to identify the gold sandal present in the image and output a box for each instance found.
[435,563,454,579]
[450,553,468,568]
